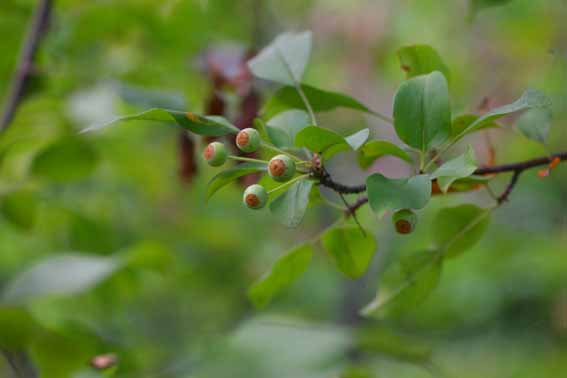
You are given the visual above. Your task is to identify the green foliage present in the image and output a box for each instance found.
[450,114,501,137]
[2,254,123,304]
[430,145,478,193]
[269,179,313,227]
[248,244,313,308]
[361,250,442,317]
[0,2,565,375]
[261,84,372,120]
[452,89,551,141]
[266,109,311,147]
[517,106,553,144]
[321,226,377,278]
[85,108,238,136]
[31,137,98,182]
[207,162,267,201]
[366,174,431,214]
[397,44,450,81]
[248,31,312,86]
[357,140,413,169]
[433,205,491,258]
[294,126,368,159]
[0,190,38,230]
[393,71,451,152]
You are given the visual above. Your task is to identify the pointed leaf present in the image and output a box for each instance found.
[248,244,313,308]
[83,108,238,136]
[361,250,441,317]
[266,109,311,147]
[358,140,413,169]
[430,145,478,193]
[366,174,431,214]
[262,84,372,120]
[207,162,267,201]
[2,254,123,304]
[294,126,368,159]
[248,31,312,85]
[517,106,552,144]
[269,179,313,228]
[344,128,370,150]
[433,204,491,258]
[393,71,451,151]
[451,114,501,137]
[31,137,98,182]
[397,44,450,81]
[454,89,551,141]
[322,226,377,278]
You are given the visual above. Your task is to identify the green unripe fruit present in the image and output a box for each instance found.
[243,184,268,209]
[392,209,417,235]
[203,142,228,167]
[236,128,261,153]
[268,154,296,182]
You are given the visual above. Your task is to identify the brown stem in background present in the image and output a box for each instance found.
[0,0,52,132]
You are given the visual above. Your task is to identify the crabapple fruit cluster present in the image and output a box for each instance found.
[203,128,298,210]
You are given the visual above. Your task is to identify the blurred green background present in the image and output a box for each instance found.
[1,0,567,377]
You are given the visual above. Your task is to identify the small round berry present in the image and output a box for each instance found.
[243,184,268,209]
[268,154,296,182]
[203,142,228,167]
[392,209,417,235]
[236,128,261,153]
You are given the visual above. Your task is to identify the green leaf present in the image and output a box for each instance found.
[393,71,451,152]
[451,114,500,137]
[0,189,38,230]
[454,89,551,141]
[361,250,442,317]
[248,31,312,86]
[269,179,313,228]
[0,307,43,349]
[355,326,432,363]
[31,137,98,182]
[266,109,311,148]
[397,44,450,81]
[207,162,267,201]
[262,84,372,120]
[321,226,377,278]
[471,0,514,14]
[2,254,123,304]
[517,106,552,144]
[248,244,313,308]
[366,174,431,214]
[357,140,412,169]
[430,145,478,193]
[83,108,238,136]
[344,128,370,150]
[433,204,491,258]
[294,126,369,159]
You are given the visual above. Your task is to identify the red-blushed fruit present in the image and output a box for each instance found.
[268,154,295,182]
[392,209,417,234]
[236,128,261,153]
[203,141,228,167]
[243,184,268,209]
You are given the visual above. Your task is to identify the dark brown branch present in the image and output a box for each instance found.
[0,0,52,132]
[474,152,567,175]
[497,170,521,204]
[345,196,369,217]
[318,169,366,194]
[318,151,567,195]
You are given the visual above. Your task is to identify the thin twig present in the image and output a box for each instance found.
[338,192,365,236]
[317,151,567,195]
[0,0,52,132]
[497,170,521,204]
